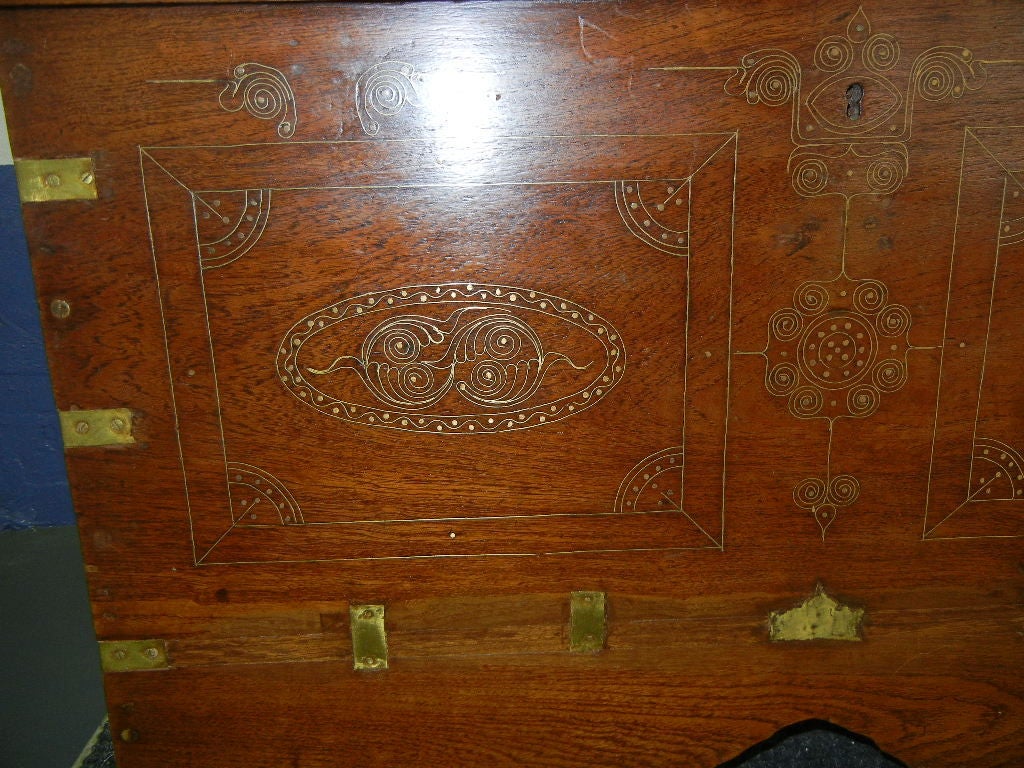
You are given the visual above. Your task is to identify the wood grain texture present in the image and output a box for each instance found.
[1,1,1022,765]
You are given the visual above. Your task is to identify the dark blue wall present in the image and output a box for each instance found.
[0,156,74,529]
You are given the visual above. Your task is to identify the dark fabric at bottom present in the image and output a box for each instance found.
[720,721,907,768]
[79,720,906,767]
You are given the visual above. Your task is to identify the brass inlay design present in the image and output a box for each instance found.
[793,474,861,539]
[306,309,588,410]
[15,158,96,203]
[350,605,388,671]
[569,591,607,653]
[355,61,421,136]
[219,63,297,139]
[969,439,1024,503]
[924,130,1024,540]
[787,143,908,199]
[99,640,169,672]
[196,189,272,270]
[227,462,304,526]
[150,62,297,139]
[765,274,912,422]
[59,409,135,448]
[750,273,916,537]
[614,179,690,256]
[278,283,625,434]
[769,585,863,642]
[656,7,991,538]
[720,7,987,201]
[615,447,685,515]
[140,132,736,564]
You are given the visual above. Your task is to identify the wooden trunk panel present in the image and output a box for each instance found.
[1,1,1022,765]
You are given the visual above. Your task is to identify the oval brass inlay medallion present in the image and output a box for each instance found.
[277,283,626,434]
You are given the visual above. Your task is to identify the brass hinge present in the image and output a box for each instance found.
[15,157,97,202]
[350,604,388,671]
[99,640,169,672]
[569,591,607,653]
[59,409,135,448]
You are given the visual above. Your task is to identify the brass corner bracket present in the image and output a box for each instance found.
[59,408,135,448]
[15,157,97,202]
[99,640,169,672]
[769,584,864,642]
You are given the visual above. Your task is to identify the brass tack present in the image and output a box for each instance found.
[50,299,71,319]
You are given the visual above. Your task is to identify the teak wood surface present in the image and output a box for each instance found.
[1,1,1023,766]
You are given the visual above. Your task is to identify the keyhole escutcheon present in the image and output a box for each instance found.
[846,83,864,121]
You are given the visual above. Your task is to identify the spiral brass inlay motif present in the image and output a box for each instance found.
[863,33,901,71]
[218,63,297,139]
[792,158,830,197]
[356,61,420,136]
[725,49,801,107]
[814,36,854,73]
[866,156,905,194]
[912,47,985,102]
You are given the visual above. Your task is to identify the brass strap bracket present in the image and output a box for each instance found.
[59,409,135,448]
[350,604,388,671]
[569,591,607,653]
[99,640,169,672]
[15,157,97,202]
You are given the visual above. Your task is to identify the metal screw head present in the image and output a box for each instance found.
[80,171,94,185]
[112,648,128,660]
[50,299,71,319]
[362,656,380,667]
[143,647,159,660]
[110,417,127,434]
[360,609,375,621]
[75,420,90,435]
[43,172,61,188]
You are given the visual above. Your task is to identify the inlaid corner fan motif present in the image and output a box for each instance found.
[141,131,736,565]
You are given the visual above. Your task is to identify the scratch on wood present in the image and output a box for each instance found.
[578,15,616,64]
[893,645,954,674]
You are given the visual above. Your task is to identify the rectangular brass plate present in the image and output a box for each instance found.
[350,604,388,671]
[569,591,607,653]
[59,408,135,448]
[99,640,169,673]
[15,157,97,202]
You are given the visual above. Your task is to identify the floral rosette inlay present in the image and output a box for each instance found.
[765,274,912,421]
